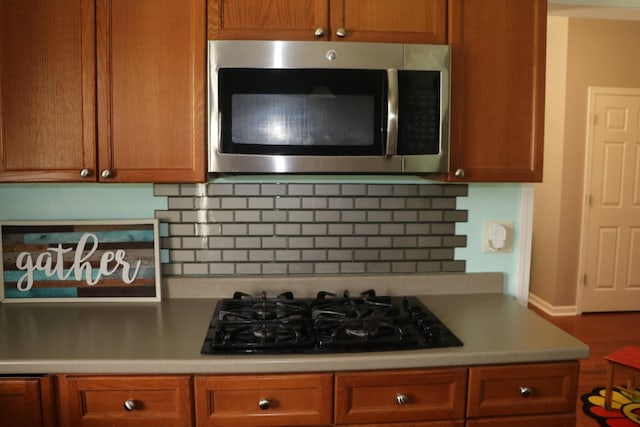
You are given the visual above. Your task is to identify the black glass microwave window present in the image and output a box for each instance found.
[397,71,441,155]
[218,69,386,155]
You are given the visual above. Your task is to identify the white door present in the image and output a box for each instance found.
[579,87,640,312]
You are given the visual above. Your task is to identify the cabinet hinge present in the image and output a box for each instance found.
[583,274,587,287]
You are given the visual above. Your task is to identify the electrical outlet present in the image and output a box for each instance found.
[481,221,514,253]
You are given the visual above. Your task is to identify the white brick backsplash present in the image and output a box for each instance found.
[155,182,468,276]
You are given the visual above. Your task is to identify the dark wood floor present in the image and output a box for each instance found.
[531,307,640,427]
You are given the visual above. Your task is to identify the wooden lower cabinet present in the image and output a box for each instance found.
[466,361,579,424]
[0,376,56,427]
[466,413,576,426]
[335,368,467,425]
[340,423,463,427]
[194,373,333,426]
[55,375,193,427]
[49,361,579,426]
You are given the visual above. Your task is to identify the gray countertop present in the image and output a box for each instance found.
[0,291,589,375]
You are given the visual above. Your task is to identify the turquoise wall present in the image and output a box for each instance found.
[0,181,523,296]
[0,184,165,220]
[455,184,522,296]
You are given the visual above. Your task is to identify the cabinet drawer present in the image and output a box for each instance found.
[56,375,193,427]
[335,368,467,425]
[194,373,333,426]
[466,412,576,426]
[466,361,579,418]
[341,422,463,427]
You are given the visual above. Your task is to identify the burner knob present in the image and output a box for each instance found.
[258,398,271,410]
[396,393,409,405]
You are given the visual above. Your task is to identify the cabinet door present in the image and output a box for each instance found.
[0,0,96,182]
[448,0,546,182]
[0,377,56,427]
[207,0,330,40]
[330,0,447,43]
[335,368,466,425]
[96,0,206,183]
[56,375,193,427]
[194,373,333,426]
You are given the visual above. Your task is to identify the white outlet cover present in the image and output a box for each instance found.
[481,221,514,253]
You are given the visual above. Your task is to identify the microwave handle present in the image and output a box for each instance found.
[386,69,399,157]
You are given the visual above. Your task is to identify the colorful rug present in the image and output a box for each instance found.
[582,386,640,426]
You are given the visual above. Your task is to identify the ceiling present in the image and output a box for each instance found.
[548,4,640,20]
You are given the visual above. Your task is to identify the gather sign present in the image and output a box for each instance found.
[0,220,161,302]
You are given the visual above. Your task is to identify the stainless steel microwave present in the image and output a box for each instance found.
[208,40,450,174]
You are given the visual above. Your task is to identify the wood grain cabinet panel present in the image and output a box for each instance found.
[0,376,56,427]
[194,373,333,426]
[329,0,447,44]
[95,0,206,183]
[466,362,579,418]
[334,368,467,425]
[0,0,206,183]
[0,0,96,182]
[208,0,329,41]
[340,422,464,427]
[56,375,194,427]
[466,413,576,427]
[208,0,446,43]
[447,0,546,182]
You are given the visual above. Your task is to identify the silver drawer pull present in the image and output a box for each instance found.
[519,386,532,397]
[396,393,409,405]
[123,399,136,411]
[258,398,271,410]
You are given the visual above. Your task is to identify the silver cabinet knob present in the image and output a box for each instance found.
[519,386,532,397]
[314,27,325,37]
[335,27,347,38]
[396,393,408,405]
[123,399,136,411]
[80,168,90,178]
[101,169,112,179]
[258,398,271,410]
[454,168,465,178]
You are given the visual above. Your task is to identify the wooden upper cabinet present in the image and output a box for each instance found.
[208,0,447,43]
[0,0,96,182]
[96,0,206,183]
[447,0,546,182]
[0,0,206,183]
[330,0,447,43]
[208,0,329,41]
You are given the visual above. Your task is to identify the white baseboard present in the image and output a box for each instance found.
[528,293,578,316]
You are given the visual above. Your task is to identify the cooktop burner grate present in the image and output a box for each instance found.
[201,290,463,355]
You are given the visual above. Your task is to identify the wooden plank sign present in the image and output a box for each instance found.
[0,220,161,302]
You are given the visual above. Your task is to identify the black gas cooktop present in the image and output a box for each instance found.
[201,290,463,355]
